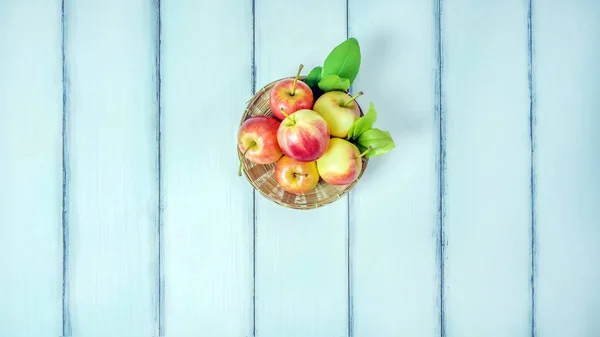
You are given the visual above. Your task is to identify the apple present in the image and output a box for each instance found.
[277,108,330,162]
[274,155,320,195]
[237,116,283,176]
[316,138,369,185]
[270,64,314,121]
[312,90,363,138]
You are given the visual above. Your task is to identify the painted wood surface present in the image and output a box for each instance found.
[348,0,441,336]
[64,0,159,335]
[442,1,532,336]
[534,1,600,336]
[1,0,600,336]
[0,2,63,336]
[253,1,349,336]
[161,1,254,336]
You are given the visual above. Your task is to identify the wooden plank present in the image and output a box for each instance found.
[254,0,348,336]
[161,1,254,336]
[0,1,63,336]
[65,0,159,335]
[534,1,600,336]
[348,0,441,336]
[442,1,532,336]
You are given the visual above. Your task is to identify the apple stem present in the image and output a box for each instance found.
[294,173,309,177]
[344,91,364,107]
[280,108,294,125]
[238,143,256,176]
[280,108,290,119]
[291,64,304,96]
[359,145,372,158]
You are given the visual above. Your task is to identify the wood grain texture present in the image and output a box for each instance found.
[161,1,254,336]
[534,1,600,335]
[0,2,62,336]
[347,0,441,336]
[64,0,159,335]
[442,1,532,336]
[254,0,348,336]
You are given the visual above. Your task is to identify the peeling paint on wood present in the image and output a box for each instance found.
[534,1,600,336]
[442,1,533,336]
[0,1,63,336]
[161,1,254,336]
[348,0,442,335]
[64,0,159,335]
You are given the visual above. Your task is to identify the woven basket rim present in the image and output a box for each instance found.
[238,76,368,210]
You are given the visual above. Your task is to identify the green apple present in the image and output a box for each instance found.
[312,90,363,138]
[316,138,368,185]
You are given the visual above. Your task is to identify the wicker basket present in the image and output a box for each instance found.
[238,76,368,210]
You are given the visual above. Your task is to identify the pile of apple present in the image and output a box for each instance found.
[237,38,395,196]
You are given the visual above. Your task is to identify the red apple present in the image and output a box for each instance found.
[274,155,319,195]
[313,91,363,138]
[316,138,368,185]
[237,116,283,176]
[277,108,330,162]
[269,64,314,121]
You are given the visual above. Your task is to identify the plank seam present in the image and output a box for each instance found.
[346,1,354,336]
[435,0,446,336]
[61,0,71,335]
[251,0,257,335]
[346,188,353,337]
[155,0,165,336]
[527,0,537,336]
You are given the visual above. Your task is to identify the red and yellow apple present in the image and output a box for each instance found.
[316,138,364,185]
[270,64,314,121]
[313,90,362,138]
[274,155,319,195]
[277,108,330,162]
[237,116,283,175]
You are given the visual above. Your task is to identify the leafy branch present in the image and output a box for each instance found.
[303,38,395,159]
[304,38,361,94]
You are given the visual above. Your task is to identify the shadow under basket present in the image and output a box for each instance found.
[238,76,369,210]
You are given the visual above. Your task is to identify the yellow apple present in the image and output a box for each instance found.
[312,91,363,138]
[316,138,363,185]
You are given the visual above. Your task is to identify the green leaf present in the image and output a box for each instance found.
[318,74,351,92]
[356,142,369,154]
[304,66,322,89]
[321,38,361,85]
[365,142,396,158]
[347,122,356,140]
[358,128,393,148]
[350,102,377,139]
[357,128,395,157]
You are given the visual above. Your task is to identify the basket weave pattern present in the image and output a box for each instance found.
[238,77,368,210]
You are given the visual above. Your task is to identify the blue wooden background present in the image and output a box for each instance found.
[1,0,599,336]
